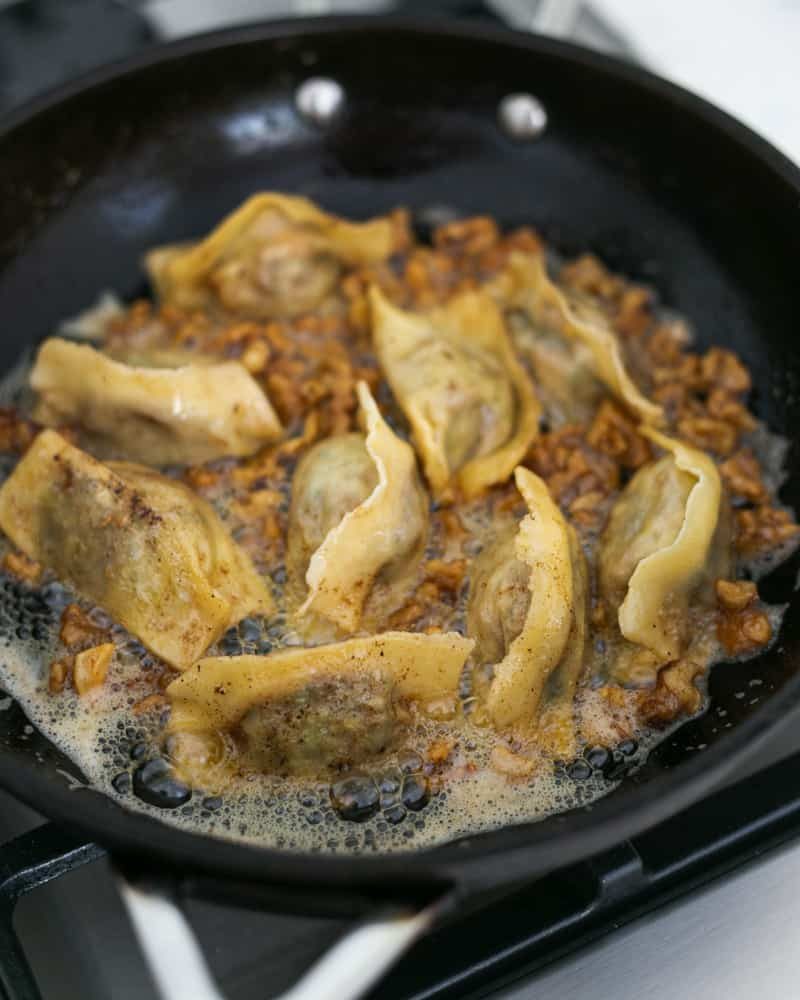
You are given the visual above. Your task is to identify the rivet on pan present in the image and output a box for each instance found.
[497,93,548,140]
[295,77,345,127]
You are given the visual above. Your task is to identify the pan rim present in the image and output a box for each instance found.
[1,14,800,893]
[1,13,799,190]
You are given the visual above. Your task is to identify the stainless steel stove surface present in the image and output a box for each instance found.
[1,3,800,999]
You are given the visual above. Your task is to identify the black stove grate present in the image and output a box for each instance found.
[0,828,104,1000]
[2,751,800,1000]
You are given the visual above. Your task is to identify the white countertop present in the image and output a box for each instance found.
[598,0,800,166]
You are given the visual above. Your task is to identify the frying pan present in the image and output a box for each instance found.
[1,15,800,1000]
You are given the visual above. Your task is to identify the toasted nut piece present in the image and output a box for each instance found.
[427,738,454,765]
[48,658,71,694]
[59,604,107,649]
[587,400,651,469]
[676,416,738,457]
[718,608,773,656]
[701,347,751,394]
[715,579,757,611]
[706,389,757,431]
[183,465,219,491]
[425,559,467,593]
[73,643,114,696]
[388,601,424,629]
[2,550,42,583]
[491,745,537,779]
[132,693,170,715]
[647,321,691,365]
[439,508,466,541]
[240,339,270,374]
[433,216,500,256]
[742,612,772,646]
[736,505,800,553]
[615,286,652,338]
[719,449,767,503]
[560,253,624,303]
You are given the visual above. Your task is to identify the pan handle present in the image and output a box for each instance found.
[117,872,447,1000]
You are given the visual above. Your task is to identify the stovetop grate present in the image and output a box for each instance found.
[2,751,800,1000]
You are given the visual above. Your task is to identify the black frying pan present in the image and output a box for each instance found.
[1,11,800,975]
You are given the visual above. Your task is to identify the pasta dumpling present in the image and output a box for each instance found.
[504,310,604,426]
[146,193,401,318]
[0,431,273,670]
[30,338,282,466]
[369,286,541,499]
[287,381,427,634]
[468,467,587,751]
[166,631,473,779]
[598,427,731,678]
[490,252,663,426]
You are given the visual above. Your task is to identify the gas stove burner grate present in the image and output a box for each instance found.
[2,753,800,1000]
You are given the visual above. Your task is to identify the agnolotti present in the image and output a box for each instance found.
[369,286,541,499]
[0,431,273,670]
[146,192,403,318]
[287,381,428,635]
[467,467,588,753]
[490,252,663,426]
[505,309,603,426]
[598,427,731,678]
[30,338,282,466]
[166,631,474,779]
